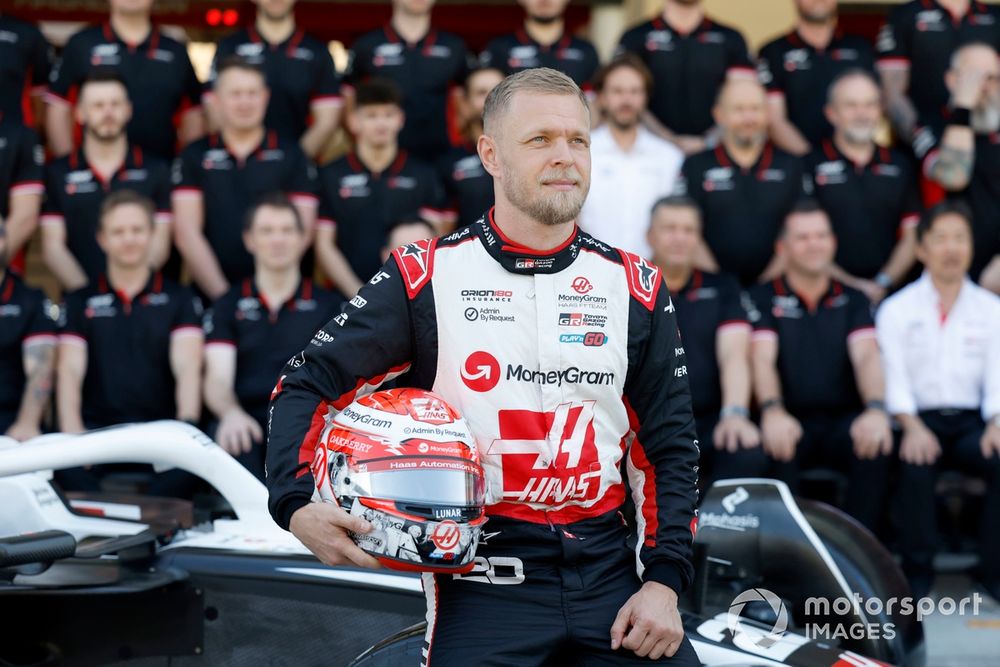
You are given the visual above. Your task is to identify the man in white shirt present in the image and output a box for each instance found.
[876,200,1000,601]
[579,54,682,258]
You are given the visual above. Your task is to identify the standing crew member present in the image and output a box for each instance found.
[267,68,701,664]
[208,0,342,160]
[0,13,51,128]
[0,115,44,261]
[45,0,204,160]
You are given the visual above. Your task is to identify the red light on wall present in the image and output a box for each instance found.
[206,9,222,26]
[222,9,239,26]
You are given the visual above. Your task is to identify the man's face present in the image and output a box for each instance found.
[950,46,1000,133]
[109,0,153,16]
[465,69,504,119]
[648,205,700,268]
[350,104,404,150]
[600,66,647,130]
[490,91,591,227]
[715,81,769,149]
[77,82,132,142]
[254,0,297,21]
[244,206,304,271]
[917,214,973,282]
[98,204,153,269]
[779,211,837,276]
[519,0,569,22]
[215,69,269,132]
[394,0,434,17]
[796,0,837,23]
[826,75,881,145]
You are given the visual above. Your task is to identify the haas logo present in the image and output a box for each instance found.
[571,277,593,294]
[431,520,461,550]
[461,351,501,392]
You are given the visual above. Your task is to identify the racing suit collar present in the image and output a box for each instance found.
[474,206,582,274]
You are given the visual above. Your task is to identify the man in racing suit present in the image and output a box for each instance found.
[266,68,701,665]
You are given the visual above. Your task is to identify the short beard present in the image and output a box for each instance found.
[607,110,640,131]
[801,9,835,24]
[730,131,766,150]
[528,14,562,25]
[501,161,587,227]
[842,125,876,146]
[972,105,1000,134]
[87,126,126,143]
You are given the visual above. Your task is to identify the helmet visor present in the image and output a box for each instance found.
[352,458,485,506]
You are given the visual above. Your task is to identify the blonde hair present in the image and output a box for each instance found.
[482,68,589,137]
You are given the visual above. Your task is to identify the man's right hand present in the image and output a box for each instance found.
[216,408,263,455]
[761,408,802,463]
[289,502,382,569]
[900,419,941,466]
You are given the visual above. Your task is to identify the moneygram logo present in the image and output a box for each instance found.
[728,588,789,649]
[461,351,501,392]
[506,364,614,387]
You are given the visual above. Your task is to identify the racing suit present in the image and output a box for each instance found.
[267,210,701,665]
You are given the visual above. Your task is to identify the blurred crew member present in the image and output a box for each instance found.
[0,115,44,260]
[42,70,172,290]
[649,197,766,485]
[748,201,892,529]
[208,0,342,159]
[480,0,599,87]
[0,13,51,128]
[46,0,204,160]
[579,55,682,258]
[877,201,1000,601]
[758,0,875,154]
[677,78,804,286]
[173,58,318,300]
[316,80,451,296]
[203,194,342,480]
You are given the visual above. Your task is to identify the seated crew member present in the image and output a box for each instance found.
[57,191,203,489]
[877,201,1000,601]
[747,200,893,530]
[315,79,452,296]
[203,193,343,480]
[0,222,57,441]
[648,196,766,486]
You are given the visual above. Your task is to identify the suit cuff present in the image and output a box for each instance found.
[276,494,312,532]
[642,560,686,594]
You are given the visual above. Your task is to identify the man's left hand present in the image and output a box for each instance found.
[851,408,893,460]
[5,420,40,442]
[981,422,1000,459]
[610,581,685,659]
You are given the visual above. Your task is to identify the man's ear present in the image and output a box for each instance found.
[478,134,502,178]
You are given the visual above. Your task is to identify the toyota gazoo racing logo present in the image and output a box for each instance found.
[571,276,593,294]
[461,351,501,392]
[727,588,788,649]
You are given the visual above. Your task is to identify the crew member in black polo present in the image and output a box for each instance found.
[41,70,172,290]
[346,0,471,160]
[480,0,600,88]
[913,42,1000,284]
[45,0,204,160]
[677,78,804,286]
[877,0,1000,141]
[616,0,754,154]
[0,114,44,261]
[316,80,452,296]
[0,13,51,128]
[747,201,893,529]
[649,196,767,486]
[203,194,342,480]
[0,223,57,441]
[173,57,318,301]
[57,190,202,434]
[209,0,342,160]
[436,67,502,229]
[804,70,921,303]
[758,0,875,155]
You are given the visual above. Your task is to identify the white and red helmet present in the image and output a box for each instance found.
[312,388,486,573]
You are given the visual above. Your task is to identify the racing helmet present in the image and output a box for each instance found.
[313,388,486,573]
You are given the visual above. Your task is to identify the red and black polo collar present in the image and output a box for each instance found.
[713,142,775,178]
[98,271,163,313]
[248,25,306,55]
[101,21,160,56]
[346,150,408,179]
[383,23,438,53]
[820,138,890,170]
[241,277,313,320]
[773,275,844,313]
[68,144,145,190]
[514,27,573,54]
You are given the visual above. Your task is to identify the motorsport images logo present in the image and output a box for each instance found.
[727,588,788,649]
